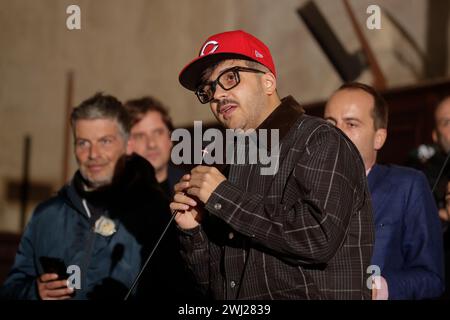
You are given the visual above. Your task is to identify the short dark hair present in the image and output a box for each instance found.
[71,93,131,138]
[338,82,389,130]
[124,96,174,132]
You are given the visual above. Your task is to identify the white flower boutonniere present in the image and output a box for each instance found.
[417,144,436,163]
[94,216,117,237]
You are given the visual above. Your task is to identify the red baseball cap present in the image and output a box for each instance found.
[179,30,276,91]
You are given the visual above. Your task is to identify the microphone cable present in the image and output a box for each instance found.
[124,148,209,300]
[123,209,179,300]
[431,150,450,193]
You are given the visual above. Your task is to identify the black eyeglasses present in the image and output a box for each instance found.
[195,66,266,104]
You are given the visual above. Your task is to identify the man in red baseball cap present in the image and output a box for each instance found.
[179,30,276,91]
[172,30,375,300]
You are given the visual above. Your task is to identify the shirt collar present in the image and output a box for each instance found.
[256,95,305,142]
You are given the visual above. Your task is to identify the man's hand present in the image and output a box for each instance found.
[170,174,204,230]
[439,208,450,222]
[37,273,73,300]
[372,275,388,300]
[185,166,226,204]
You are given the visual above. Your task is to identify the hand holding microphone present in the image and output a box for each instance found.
[171,174,204,230]
[170,166,226,230]
[124,149,227,300]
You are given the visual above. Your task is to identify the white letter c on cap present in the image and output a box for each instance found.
[200,41,219,56]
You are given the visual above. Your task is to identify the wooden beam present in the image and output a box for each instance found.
[62,71,74,185]
[19,135,31,232]
[342,0,387,90]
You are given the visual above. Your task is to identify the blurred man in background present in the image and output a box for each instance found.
[125,96,184,196]
[423,97,450,222]
[124,95,202,300]
[422,96,450,298]
[0,93,178,300]
[324,82,444,300]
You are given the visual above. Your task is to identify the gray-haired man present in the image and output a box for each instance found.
[1,93,175,300]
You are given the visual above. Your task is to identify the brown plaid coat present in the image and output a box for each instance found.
[179,96,374,300]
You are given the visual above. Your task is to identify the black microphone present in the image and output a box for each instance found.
[123,147,210,300]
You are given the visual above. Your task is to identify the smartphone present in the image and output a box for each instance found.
[39,256,68,280]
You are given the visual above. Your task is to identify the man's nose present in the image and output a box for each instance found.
[88,144,99,159]
[213,84,229,101]
[146,134,157,148]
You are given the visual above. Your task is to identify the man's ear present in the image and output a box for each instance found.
[261,72,277,95]
[432,129,438,144]
[374,128,387,151]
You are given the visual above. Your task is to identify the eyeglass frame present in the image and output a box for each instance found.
[195,66,266,104]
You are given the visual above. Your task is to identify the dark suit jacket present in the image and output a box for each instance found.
[368,164,445,299]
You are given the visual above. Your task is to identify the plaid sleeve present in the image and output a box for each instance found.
[178,226,212,292]
[205,125,364,265]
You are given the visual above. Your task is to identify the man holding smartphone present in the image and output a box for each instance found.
[1,93,176,300]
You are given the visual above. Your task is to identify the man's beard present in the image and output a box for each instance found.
[438,135,450,154]
[80,170,112,190]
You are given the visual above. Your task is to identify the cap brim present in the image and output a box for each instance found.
[179,53,253,91]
